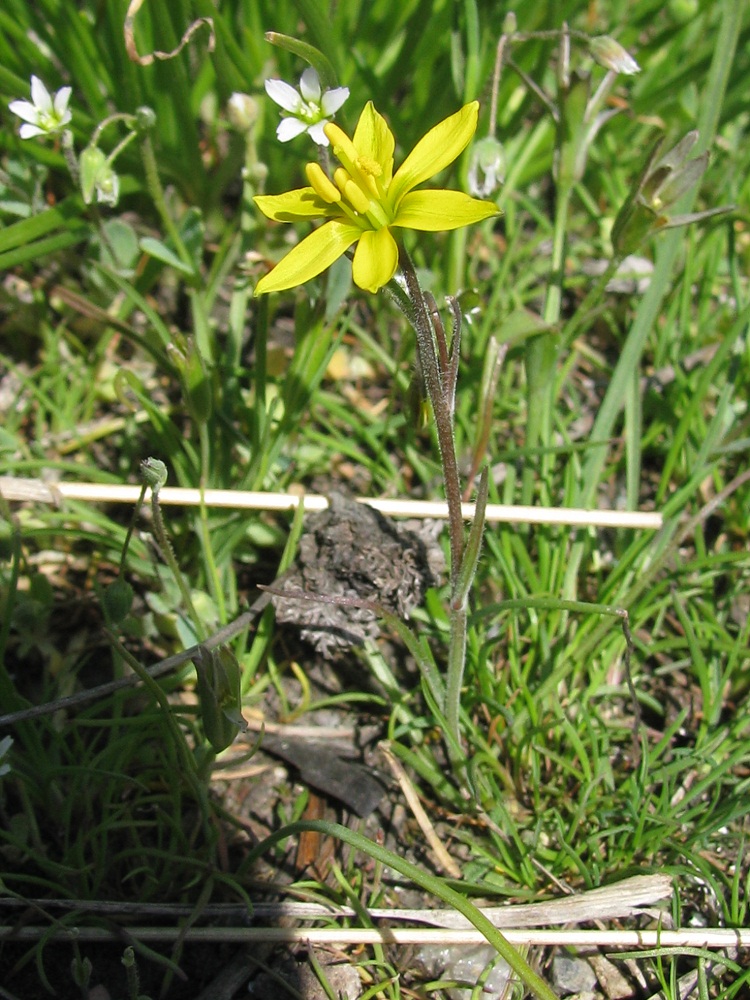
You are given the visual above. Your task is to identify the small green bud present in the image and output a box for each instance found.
[140,457,168,490]
[502,11,517,34]
[135,106,156,132]
[79,143,120,206]
[80,145,106,203]
[194,645,246,752]
[102,578,134,624]
[668,0,699,23]
[70,955,93,990]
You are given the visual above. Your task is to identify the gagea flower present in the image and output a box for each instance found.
[254,101,498,294]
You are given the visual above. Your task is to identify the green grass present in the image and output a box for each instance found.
[1,0,750,997]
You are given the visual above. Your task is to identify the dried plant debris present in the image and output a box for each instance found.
[260,732,387,817]
[272,492,443,658]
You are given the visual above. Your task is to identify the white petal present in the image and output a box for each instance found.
[8,99,41,124]
[53,86,72,118]
[264,78,302,113]
[96,171,120,206]
[276,117,309,142]
[30,75,52,113]
[299,67,321,102]
[321,87,349,115]
[19,123,46,139]
[307,121,330,146]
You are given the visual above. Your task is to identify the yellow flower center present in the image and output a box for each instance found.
[358,156,382,179]
[314,122,392,230]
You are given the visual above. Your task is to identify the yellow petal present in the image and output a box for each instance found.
[352,101,395,188]
[389,102,480,209]
[254,187,330,221]
[254,220,361,294]
[351,227,399,292]
[393,189,498,231]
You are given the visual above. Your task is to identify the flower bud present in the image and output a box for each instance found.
[668,0,699,23]
[194,646,246,752]
[589,36,640,75]
[610,131,732,256]
[468,136,505,198]
[80,145,106,202]
[79,144,120,206]
[102,578,134,624]
[140,457,168,490]
[227,92,259,132]
[135,106,156,132]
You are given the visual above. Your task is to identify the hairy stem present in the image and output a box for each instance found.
[398,246,464,590]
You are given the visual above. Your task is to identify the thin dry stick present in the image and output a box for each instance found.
[0,873,670,926]
[1,926,747,948]
[247,872,673,929]
[379,741,462,879]
[0,477,663,529]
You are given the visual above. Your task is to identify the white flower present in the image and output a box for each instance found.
[8,75,72,139]
[264,67,349,146]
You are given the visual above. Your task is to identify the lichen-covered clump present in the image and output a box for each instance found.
[272,493,443,658]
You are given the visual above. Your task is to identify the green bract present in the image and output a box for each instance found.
[254,101,498,294]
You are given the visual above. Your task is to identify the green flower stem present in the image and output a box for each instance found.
[149,483,206,643]
[61,129,79,184]
[139,131,212,360]
[398,247,490,765]
[140,132,189,267]
[244,820,559,1000]
[118,482,148,575]
[445,470,488,756]
[198,423,225,623]
[252,293,268,465]
[103,127,138,170]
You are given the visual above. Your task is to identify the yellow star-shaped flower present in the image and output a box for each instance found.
[254,100,498,294]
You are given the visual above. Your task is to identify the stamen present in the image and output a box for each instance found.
[333,167,352,196]
[324,122,358,163]
[305,162,341,204]
[323,122,392,228]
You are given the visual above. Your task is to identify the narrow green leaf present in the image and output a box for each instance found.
[139,236,196,277]
[265,29,339,89]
